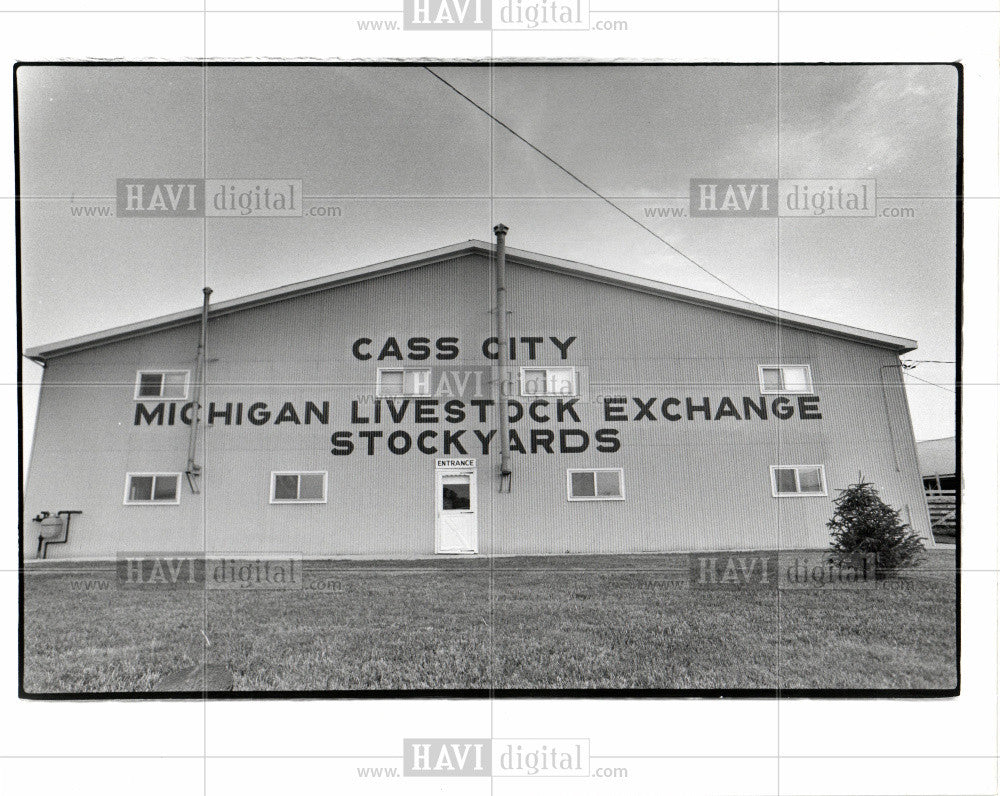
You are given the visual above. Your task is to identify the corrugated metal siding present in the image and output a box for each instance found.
[24,252,933,558]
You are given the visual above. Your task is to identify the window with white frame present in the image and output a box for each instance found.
[567,468,624,501]
[376,368,431,397]
[770,465,827,497]
[134,370,189,401]
[520,366,577,397]
[270,471,328,504]
[758,364,813,394]
[124,473,181,504]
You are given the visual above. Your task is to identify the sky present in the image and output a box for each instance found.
[17,64,958,447]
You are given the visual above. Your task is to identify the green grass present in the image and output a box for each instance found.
[22,549,957,693]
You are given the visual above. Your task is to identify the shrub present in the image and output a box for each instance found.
[827,475,924,578]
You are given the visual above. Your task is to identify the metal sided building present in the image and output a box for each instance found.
[23,234,935,559]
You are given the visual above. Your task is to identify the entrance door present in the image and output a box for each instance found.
[435,469,477,554]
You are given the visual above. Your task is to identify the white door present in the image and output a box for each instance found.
[435,470,477,554]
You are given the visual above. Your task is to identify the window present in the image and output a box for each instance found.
[441,475,471,511]
[758,364,813,394]
[134,370,189,400]
[376,368,431,397]
[770,465,827,497]
[124,473,181,504]
[520,367,577,397]
[567,468,625,501]
[270,471,328,504]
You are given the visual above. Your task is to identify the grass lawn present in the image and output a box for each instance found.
[21,549,957,693]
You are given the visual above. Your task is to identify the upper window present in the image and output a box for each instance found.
[270,471,328,504]
[770,465,827,497]
[124,473,181,505]
[758,364,813,394]
[520,367,577,398]
[134,370,190,401]
[567,468,624,501]
[376,368,431,397]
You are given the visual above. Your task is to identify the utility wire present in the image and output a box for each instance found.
[423,66,776,316]
[903,369,956,394]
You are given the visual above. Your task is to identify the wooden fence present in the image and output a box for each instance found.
[925,489,957,538]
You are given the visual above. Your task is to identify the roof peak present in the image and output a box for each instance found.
[25,238,917,360]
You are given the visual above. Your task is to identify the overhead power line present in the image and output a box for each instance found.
[423,66,774,315]
[903,370,956,394]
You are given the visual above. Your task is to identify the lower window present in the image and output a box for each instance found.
[567,468,625,501]
[770,465,827,497]
[270,471,328,504]
[124,473,181,505]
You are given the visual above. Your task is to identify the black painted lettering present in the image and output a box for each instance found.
[134,403,165,426]
[530,428,555,453]
[358,430,383,455]
[436,337,460,360]
[559,429,589,453]
[273,402,301,425]
[633,396,656,421]
[352,338,372,360]
[556,399,581,423]
[330,431,354,455]
[550,336,576,360]
[661,398,682,421]
[305,401,329,425]
[444,400,465,423]
[442,430,467,455]
[528,400,550,423]
[604,397,628,422]
[686,397,712,420]
[742,396,768,420]
[414,399,438,423]
[473,429,495,454]
[714,397,741,420]
[378,337,403,360]
[207,402,232,425]
[798,396,822,420]
[521,336,543,359]
[385,399,409,423]
[387,430,411,455]
[416,430,438,454]
[407,337,431,360]
[771,397,794,419]
[595,428,621,453]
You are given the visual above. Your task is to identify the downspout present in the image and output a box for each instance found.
[185,287,212,494]
[494,224,512,493]
[881,360,936,547]
[879,363,902,473]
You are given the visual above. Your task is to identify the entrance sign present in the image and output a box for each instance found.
[436,458,477,469]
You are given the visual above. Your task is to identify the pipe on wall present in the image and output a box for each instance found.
[32,510,83,559]
[494,224,512,492]
[185,287,213,493]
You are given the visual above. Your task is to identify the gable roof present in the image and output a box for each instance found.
[24,239,917,361]
[916,436,957,477]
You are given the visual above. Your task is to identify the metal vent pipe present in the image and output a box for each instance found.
[494,224,512,492]
[185,287,212,492]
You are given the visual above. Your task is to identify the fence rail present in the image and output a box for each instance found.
[925,489,957,536]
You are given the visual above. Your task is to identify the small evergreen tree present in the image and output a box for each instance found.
[827,475,924,578]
